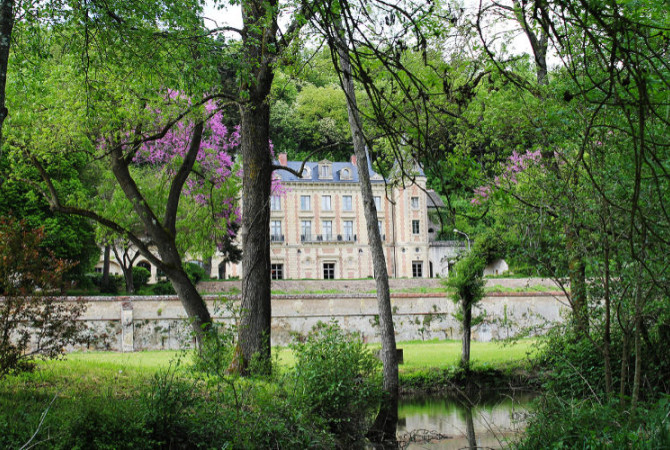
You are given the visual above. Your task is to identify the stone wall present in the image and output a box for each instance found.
[55,289,568,352]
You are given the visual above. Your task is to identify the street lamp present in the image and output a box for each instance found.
[453,228,471,252]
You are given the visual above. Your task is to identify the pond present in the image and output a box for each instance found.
[397,391,536,449]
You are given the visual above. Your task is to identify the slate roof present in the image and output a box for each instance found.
[426,190,445,208]
[274,160,385,183]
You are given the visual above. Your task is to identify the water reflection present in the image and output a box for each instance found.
[397,391,534,449]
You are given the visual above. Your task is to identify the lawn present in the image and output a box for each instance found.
[2,339,537,392]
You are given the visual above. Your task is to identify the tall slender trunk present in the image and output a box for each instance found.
[237,102,272,373]
[461,301,472,370]
[603,231,612,395]
[334,22,398,444]
[631,261,643,408]
[0,0,14,142]
[101,244,111,291]
[620,326,629,402]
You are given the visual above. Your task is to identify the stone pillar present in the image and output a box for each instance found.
[121,300,134,352]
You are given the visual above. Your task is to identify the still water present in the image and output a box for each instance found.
[397,391,535,449]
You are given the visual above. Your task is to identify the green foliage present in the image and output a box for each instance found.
[58,396,153,449]
[132,266,151,290]
[0,217,88,377]
[184,262,206,284]
[518,396,670,450]
[152,281,176,296]
[290,321,382,444]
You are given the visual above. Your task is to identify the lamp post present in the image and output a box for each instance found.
[453,228,471,252]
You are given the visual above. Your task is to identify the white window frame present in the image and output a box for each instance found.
[300,195,311,211]
[343,195,353,211]
[412,220,420,234]
[322,195,332,211]
[270,195,281,211]
[411,196,419,209]
[323,220,333,240]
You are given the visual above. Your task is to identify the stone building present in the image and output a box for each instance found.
[212,153,443,280]
[96,153,476,281]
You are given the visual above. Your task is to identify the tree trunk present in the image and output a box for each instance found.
[230,0,278,375]
[101,244,111,291]
[236,102,273,373]
[631,262,643,408]
[334,21,399,445]
[156,242,212,345]
[603,232,613,395]
[0,0,14,143]
[566,226,588,336]
[461,301,472,370]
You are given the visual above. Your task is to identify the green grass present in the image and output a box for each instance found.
[2,339,535,391]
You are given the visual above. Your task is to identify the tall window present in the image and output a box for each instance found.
[323,220,333,240]
[378,220,384,240]
[343,221,354,240]
[271,220,282,241]
[319,164,331,178]
[374,196,382,211]
[412,220,420,234]
[270,195,281,211]
[301,220,312,241]
[343,195,353,211]
[411,196,419,209]
[271,264,283,280]
[322,195,332,211]
[412,261,423,278]
[323,263,335,279]
[300,195,311,211]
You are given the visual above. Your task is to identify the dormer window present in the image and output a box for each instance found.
[318,160,333,179]
[340,168,352,180]
[301,166,311,178]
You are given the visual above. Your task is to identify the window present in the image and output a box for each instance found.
[270,195,281,211]
[343,220,354,240]
[323,220,333,240]
[411,196,419,209]
[94,267,103,274]
[301,220,312,241]
[271,220,282,241]
[137,261,151,271]
[343,195,353,211]
[412,220,420,234]
[300,195,311,211]
[378,220,384,240]
[322,195,332,211]
[271,264,283,280]
[340,168,352,180]
[323,263,335,279]
[412,261,423,278]
[302,166,311,178]
[374,196,382,211]
[319,164,331,178]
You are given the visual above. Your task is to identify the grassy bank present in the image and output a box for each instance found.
[1,339,536,397]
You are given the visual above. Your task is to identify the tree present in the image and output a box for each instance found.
[0,217,87,377]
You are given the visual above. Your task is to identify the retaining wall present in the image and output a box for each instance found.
[60,290,568,352]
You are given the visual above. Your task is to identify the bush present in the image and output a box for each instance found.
[132,266,151,290]
[152,281,176,296]
[518,395,670,449]
[0,217,88,377]
[184,262,206,284]
[290,321,381,444]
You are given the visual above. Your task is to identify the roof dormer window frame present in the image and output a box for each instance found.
[340,168,352,180]
[318,160,333,180]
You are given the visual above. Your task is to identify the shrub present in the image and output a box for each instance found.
[99,274,123,294]
[152,281,176,296]
[290,321,382,444]
[0,217,88,377]
[132,266,151,290]
[184,262,206,284]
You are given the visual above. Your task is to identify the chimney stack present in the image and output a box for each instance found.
[278,153,288,166]
[350,154,357,166]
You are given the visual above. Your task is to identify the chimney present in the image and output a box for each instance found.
[350,154,357,166]
[278,153,288,166]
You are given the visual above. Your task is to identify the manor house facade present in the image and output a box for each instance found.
[97,153,453,281]
[213,153,442,280]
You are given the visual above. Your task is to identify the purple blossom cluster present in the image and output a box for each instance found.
[471,149,542,205]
